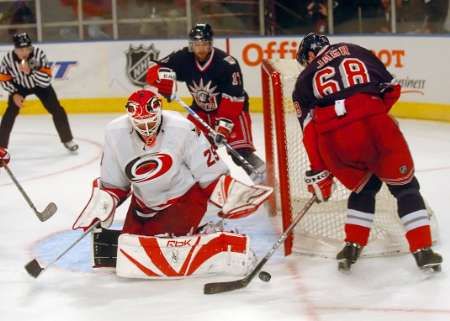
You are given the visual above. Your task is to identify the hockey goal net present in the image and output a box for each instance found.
[261,58,439,258]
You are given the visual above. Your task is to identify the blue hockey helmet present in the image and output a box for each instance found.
[296,32,330,66]
[189,23,214,42]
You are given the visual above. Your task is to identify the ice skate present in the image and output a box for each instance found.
[337,242,363,272]
[413,248,442,272]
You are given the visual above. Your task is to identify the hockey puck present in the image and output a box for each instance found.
[258,270,271,282]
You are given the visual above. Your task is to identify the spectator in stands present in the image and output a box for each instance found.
[60,0,112,39]
[376,0,402,32]
[422,0,448,33]
[395,0,447,33]
[0,1,35,37]
[306,0,328,33]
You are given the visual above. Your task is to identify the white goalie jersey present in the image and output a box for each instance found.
[100,110,228,209]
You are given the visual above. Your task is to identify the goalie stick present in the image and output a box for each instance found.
[25,222,100,278]
[204,195,317,294]
[2,163,57,222]
[173,96,264,182]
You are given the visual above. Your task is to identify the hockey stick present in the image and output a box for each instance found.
[2,163,57,222]
[173,96,264,182]
[25,222,100,278]
[204,195,317,295]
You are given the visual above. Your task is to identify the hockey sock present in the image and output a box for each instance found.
[344,224,371,246]
[345,175,381,246]
[388,177,432,252]
[405,225,432,253]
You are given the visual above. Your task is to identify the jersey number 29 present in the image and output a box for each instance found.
[204,145,220,167]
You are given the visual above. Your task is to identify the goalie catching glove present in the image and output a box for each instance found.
[209,175,273,219]
[145,62,177,100]
[73,178,128,231]
[304,169,334,202]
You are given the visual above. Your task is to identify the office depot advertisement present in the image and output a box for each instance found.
[0,36,448,119]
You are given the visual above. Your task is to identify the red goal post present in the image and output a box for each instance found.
[261,58,439,258]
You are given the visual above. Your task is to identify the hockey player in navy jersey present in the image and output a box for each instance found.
[292,33,442,272]
[145,23,265,183]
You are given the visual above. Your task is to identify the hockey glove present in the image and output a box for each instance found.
[73,178,122,231]
[214,118,234,146]
[0,147,10,167]
[304,169,334,202]
[146,63,177,100]
[210,175,273,219]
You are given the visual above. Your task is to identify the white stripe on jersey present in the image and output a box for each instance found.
[0,47,51,93]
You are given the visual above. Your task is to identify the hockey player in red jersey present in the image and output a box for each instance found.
[145,23,265,183]
[72,89,272,279]
[292,33,442,272]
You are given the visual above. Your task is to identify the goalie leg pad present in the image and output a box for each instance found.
[116,232,254,279]
[92,228,121,268]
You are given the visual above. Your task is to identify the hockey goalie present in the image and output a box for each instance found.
[72,89,272,279]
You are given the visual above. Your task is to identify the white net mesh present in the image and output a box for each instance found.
[263,58,439,258]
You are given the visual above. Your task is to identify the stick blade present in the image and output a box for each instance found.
[204,279,248,295]
[25,259,44,278]
[37,202,57,222]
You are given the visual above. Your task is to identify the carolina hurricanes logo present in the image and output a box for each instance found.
[125,153,173,183]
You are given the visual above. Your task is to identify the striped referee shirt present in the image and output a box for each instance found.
[0,46,52,94]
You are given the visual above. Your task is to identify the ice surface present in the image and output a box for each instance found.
[1,114,449,321]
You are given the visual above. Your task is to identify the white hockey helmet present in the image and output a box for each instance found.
[126,89,162,146]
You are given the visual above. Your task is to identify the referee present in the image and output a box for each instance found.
[0,32,78,152]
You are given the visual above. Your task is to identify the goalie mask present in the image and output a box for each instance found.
[296,32,330,67]
[126,89,162,146]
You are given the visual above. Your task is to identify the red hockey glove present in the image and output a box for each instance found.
[146,63,177,100]
[0,147,10,167]
[214,118,234,146]
[304,169,334,202]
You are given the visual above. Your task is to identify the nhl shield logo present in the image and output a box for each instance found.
[126,44,160,86]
